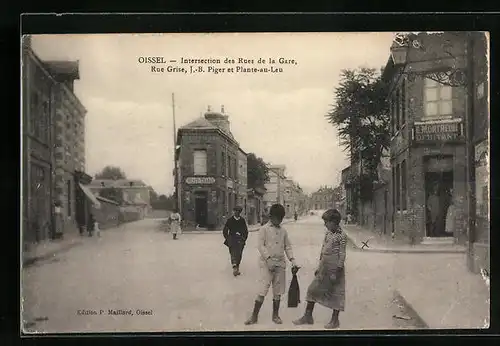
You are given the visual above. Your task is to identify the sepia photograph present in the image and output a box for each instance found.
[21,31,490,333]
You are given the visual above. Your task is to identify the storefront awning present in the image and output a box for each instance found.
[79,183,101,209]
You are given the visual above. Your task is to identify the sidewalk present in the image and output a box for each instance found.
[342,223,466,254]
[22,220,143,268]
[393,252,490,329]
[23,232,85,267]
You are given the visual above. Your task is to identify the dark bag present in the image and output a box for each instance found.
[287,273,301,308]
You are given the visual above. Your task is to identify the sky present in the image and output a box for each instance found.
[31,32,395,195]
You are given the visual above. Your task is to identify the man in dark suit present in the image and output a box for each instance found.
[223,206,248,276]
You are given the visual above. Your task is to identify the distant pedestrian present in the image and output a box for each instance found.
[223,206,248,276]
[244,203,299,325]
[294,211,298,222]
[169,209,182,240]
[427,184,441,236]
[293,208,347,329]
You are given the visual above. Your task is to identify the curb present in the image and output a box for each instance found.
[344,233,466,254]
[23,240,84,268]
[393,290,429,329]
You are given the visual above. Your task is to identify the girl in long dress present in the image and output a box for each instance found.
[169,209,182,240]
[293,208,347,329]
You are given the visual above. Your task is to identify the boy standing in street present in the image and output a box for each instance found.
[244,203,299,325]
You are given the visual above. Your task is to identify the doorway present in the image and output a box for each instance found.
[194,191,208,227]
[424,171,454,237]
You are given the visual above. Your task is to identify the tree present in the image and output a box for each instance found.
[326,68,390,201]
[95,166,127,180]
[247,153,270,190]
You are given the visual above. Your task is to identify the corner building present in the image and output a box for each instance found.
[176,107,247,230]
[384,32,469,244]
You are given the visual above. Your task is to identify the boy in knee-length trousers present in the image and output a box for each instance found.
[244,203,299,325]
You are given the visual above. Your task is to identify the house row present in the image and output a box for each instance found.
[263,165,307,218]
[22,36,100,252]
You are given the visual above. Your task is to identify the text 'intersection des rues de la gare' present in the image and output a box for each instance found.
[137,56,299,75]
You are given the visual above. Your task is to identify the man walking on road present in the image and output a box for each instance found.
[223,206,248,276]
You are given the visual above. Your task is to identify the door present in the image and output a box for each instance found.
[195,191,208,227]
[425,171,454,237]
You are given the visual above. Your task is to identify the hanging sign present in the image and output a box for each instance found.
[185,176,215,185]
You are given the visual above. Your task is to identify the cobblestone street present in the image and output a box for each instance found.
[22,215,420,333]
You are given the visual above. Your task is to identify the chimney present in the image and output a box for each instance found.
[207,105,211,112]
[204,107,231,134]
[221,105,225,113]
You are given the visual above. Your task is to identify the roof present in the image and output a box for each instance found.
[179,117,218,130]
[44,60,80,80]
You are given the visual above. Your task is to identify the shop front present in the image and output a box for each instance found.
[405,119,467,244]
[181,176,227,230]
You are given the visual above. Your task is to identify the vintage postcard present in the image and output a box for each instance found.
[21,31,490,333]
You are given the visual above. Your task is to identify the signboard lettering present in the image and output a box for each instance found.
[413,122,462,143]
[185,176,215,185]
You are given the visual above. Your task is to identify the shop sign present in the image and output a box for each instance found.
[185,176,215,185]
[413,121,463,143]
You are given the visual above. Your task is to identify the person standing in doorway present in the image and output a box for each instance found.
[427,184,441,237]
[444,188,456,236]
[244,204,299,325]
[223,206,248,276]
[293,209,347,329]
[169,209,182,240]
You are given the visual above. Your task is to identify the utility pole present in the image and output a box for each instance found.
[172,93,180,214]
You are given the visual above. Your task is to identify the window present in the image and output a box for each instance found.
[395,164,401,211]
[401,160,407,211]
[227,154,231,178]
[221,152,226,176]
[193,150,207,175]
[30,90,39,137]
[424,77,453,118]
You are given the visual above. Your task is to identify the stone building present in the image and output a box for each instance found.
[89,179,152,219]
[385,32,469,245]
[469,32,489,273]
[310,186,335,211]
[176,106,247,229]
[263,165,286,209]
[47,60,89,236]
[22,36,92,249]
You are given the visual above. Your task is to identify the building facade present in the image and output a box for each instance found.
[310,186,335,211]
[469,32,489,273]
[22,37,92,249]
[89,179,152,219]
[237,148,248,218]
[263,165,286,209]
[47,60,89,236]
[22,37,55,247]
[176,107,247,229]
[386,32,469,244]
[247,187,266,225]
